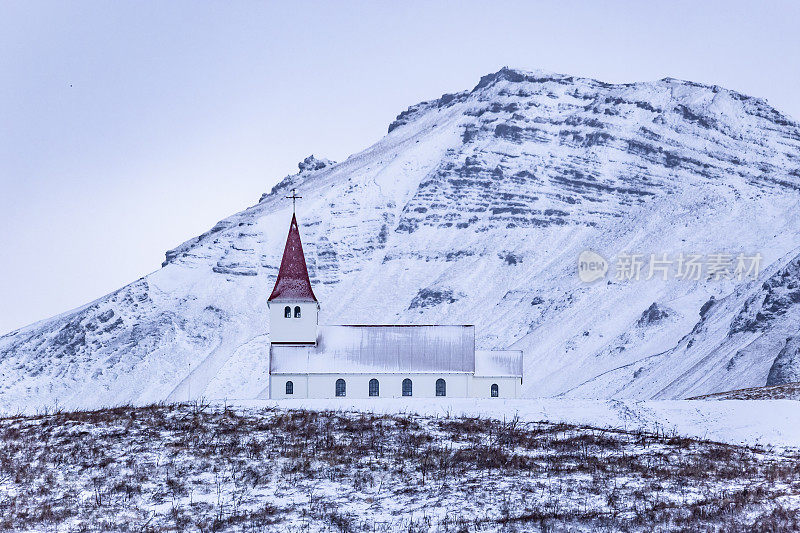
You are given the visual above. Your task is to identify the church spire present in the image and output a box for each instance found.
[268,213,317,302]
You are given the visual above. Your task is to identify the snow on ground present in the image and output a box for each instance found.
[1,403,799,531]
[232,398,800,449]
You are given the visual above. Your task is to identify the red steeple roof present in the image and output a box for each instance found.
[268,214,317,302]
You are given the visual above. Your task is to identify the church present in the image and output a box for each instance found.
[267,208,523,399]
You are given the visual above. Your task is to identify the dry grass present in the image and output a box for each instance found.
[0,402,798,531]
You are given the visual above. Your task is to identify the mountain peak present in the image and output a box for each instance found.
[472,66,568,91]
[386,66,798,138]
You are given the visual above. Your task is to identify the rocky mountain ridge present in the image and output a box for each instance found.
[1,67,799,411]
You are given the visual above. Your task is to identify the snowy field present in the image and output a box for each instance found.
[234,397,800,450]
[1,403,799,532]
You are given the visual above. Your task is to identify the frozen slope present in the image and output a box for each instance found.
[2,68,800,412]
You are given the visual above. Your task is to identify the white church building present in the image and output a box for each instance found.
[267,211,523,399]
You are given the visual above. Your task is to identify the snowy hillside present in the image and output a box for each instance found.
[2,67,800,411]
[2,404,798,531]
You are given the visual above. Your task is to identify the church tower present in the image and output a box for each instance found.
[268,213,319,344]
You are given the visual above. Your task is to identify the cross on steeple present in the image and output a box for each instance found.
[286,188,302,213]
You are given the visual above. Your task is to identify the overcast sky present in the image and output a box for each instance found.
[1,1,799,335]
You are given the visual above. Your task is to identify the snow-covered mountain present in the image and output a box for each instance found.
[2,67,799,412]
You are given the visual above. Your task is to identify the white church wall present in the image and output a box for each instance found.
[268,302,319,344]
[270,374,309,398]
[469,376,521,398]
[270,374,523,399]
[270,373,473,399]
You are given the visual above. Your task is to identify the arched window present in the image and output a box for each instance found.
[402,378,412,397]
[294,306,301,318]
[435,378,446,397]
[369,379,379,397]
[284,306,291,318]
[335,378,346,397]
[285,381,294,395]
[491,383,499,398]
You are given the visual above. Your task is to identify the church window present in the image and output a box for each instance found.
[436,379,446,397]
[335,378,346,397]
[286,381,294,395]
[284,306,291,318]
[369,378,379,397]
[402,378,412,396]
[294,306,301,318]
[491,383,499,397]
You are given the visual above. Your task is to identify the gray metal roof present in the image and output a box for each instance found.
[270,325,475,374]
[474,350,523,377]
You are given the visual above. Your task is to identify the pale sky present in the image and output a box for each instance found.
[1,1,799,335]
